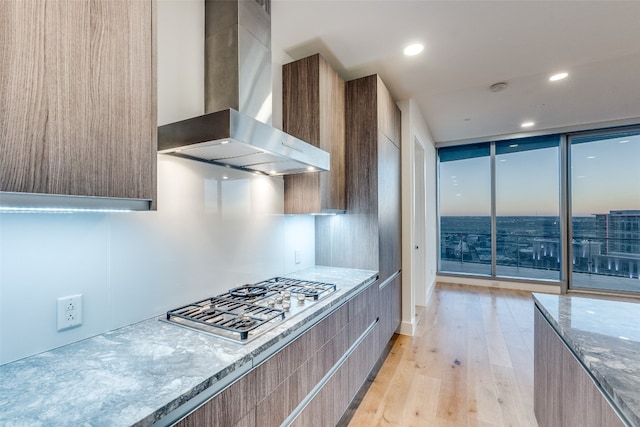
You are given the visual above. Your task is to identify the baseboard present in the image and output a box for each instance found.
[397,276,437,337]
[425,275,436,303]
[436,275,561,294]
[398,320,415,336]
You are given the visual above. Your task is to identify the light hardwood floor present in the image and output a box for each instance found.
[348,283,539,427]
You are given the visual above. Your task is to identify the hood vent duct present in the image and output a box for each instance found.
[158,0,329,175]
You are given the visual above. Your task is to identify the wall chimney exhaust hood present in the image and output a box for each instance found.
[158,108,329,175]
[157,0,330,175]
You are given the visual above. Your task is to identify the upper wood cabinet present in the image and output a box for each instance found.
[283,54,345,214]
[0,0,156,209]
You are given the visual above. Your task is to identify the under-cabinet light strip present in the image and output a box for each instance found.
[0,207,134,214]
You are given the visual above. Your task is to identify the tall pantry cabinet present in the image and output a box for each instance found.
[346,74,402,352]
[0,0,156,209]
[315,73,402,351]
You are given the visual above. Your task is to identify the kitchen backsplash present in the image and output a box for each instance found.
[0,0,312,365]
[0,156,315,364]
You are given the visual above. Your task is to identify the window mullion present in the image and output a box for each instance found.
[491,142,497,278]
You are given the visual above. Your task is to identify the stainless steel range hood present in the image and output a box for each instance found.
[157,0,329,175]
[158,108,329,174]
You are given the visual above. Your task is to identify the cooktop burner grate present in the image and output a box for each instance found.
[228,285,269,299]
[165,277,338,342]
[258,277,337,300]
[166,296,285,340]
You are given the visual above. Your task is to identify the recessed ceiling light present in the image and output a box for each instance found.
[620,140,629,144]
[307,166,315,171]
[222,176,228,180]
[490,82,508,92]
[549,72,568,81]
[521,121,535,128]
[403,43,424,56]
[587,155,596,159]
[509,144,519,148]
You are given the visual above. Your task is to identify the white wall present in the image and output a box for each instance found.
[398,99,437,336]
[0,0,314,365]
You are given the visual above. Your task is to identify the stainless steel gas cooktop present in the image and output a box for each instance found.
[165,277,337,343]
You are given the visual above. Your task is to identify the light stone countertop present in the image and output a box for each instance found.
[0,266,378,427]
[533,293,640,427]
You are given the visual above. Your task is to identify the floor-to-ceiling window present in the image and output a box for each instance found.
[438,125,639,294]
[569,129,640,293]
[438,143,491,276]
[495,136,561,280]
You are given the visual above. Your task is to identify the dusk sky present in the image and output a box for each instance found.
[439,133,639,217]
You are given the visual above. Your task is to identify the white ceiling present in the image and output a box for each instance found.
[271,1,640,143]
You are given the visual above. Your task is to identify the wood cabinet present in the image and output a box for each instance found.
[378,273,402,354]
[283,53,345,214]
[0,0,156,207]
[254,302,349,427]
[289,283,379,426]
[291,320,379,427]
[174,371,257,427]
[378,131,402,280]
[534,307,626,427]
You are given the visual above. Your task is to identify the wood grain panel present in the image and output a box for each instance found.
[348,281,379,345]
[345,75,378,215]
[292,321,378,427]
[254,303,348,402]
[315,213,379,272]
[534,307,563,427]
[254,304,349,426]
[284,173,321,214]
[376,75,401,145]
[534,307,625,427]
[283,53,345,213]
[318,55,346,211]
[378,275,401,352]
[175,370,257,427]
[0,0,155,201]
[255,376,289,427]
[378,131,401,279]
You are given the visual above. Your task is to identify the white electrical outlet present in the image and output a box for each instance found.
[57,294,83,331]
[295,249,301,264]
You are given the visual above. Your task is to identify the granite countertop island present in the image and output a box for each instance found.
[0,266,378,427]
[533,293,640,427]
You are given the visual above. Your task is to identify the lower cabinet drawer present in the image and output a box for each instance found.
[291,321,379,427]
[173,370,257,427]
